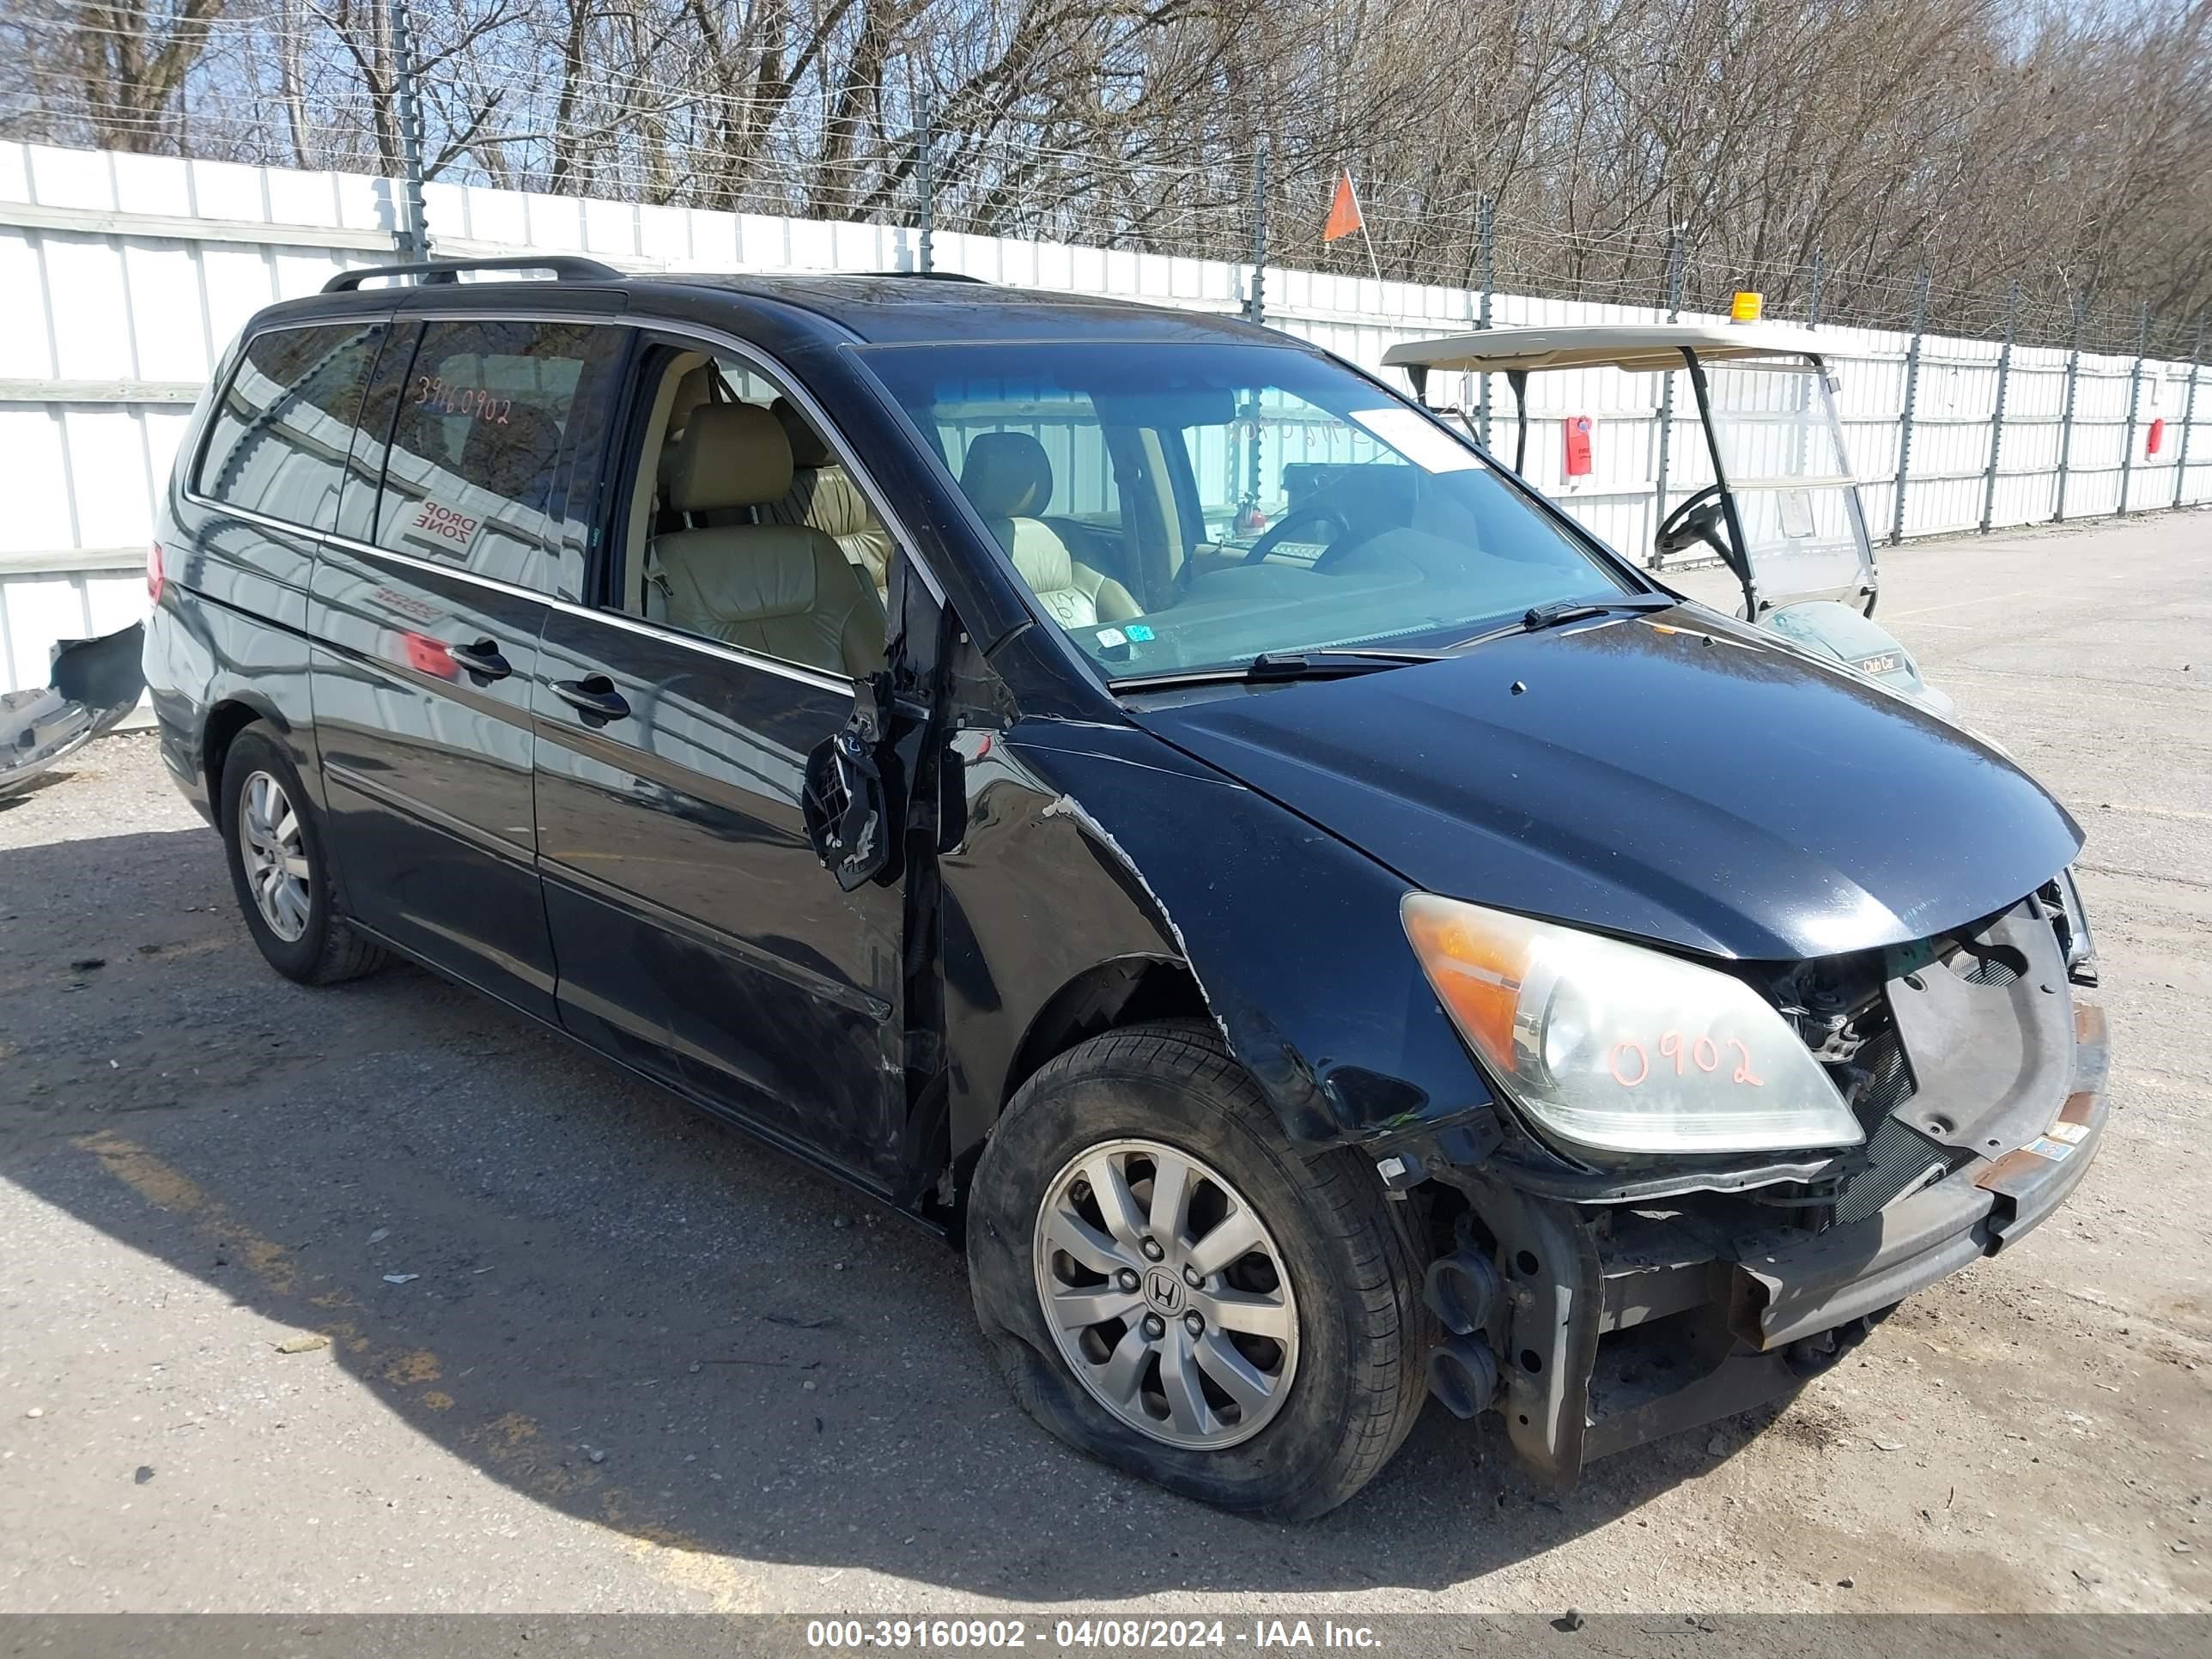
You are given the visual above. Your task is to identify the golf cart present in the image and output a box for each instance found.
[1382,317,1951,717]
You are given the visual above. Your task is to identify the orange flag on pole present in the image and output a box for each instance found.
[1322,171,1363,242]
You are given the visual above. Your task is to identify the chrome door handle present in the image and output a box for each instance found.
[550,676,630,723]
[446,639,512,681]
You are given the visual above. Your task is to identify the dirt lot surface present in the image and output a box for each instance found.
[1,513,2207,1619]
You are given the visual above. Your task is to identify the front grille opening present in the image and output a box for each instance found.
[1753,890,2064,1232]
[1847,1023,1916,1133]
[1946,941,2027,987]
[1832,1116,1959,1225]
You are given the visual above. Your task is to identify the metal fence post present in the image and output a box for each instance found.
[1243,138,1268,325]
[1652,222,1686,529]
[915,86,935,275]
[2118,301,2152,514]
[1807,246,1824,330]
[1237,137,1268,520]
[386,0,429,260]
[1979,280,2019,535]
[1888,264,1930,546]
[1474,193,1494,447]
[2175,315,2204,510]
[2054,295,2085,522]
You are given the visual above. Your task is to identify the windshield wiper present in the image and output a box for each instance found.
[1247,647,1451,678]
[1450,593,1677,651]
[1112,647,1449,692]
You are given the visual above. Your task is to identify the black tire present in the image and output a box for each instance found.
[967,1021,1431,1519]
[219,724,387,985]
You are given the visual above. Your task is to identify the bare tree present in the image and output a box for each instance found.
[1,0,2204,349]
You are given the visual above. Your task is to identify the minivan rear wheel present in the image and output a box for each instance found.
[219,726,386,985]
[967,1021,1431,1519]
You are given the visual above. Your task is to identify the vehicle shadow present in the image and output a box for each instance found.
[0,769,73,809]
[2,825,1729,1602]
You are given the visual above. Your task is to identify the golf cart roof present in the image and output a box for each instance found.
[1382,321,1831,376]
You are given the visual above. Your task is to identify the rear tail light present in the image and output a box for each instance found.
[147,540,165,605]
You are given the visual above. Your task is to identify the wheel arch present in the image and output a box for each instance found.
[943,955,1209,1207]
[1001,955,1212,1115]
[202,694,293,817]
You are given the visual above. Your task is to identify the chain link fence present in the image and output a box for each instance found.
[1,128,2207,698]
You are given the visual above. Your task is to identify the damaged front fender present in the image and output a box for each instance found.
[941,716,1496,1159]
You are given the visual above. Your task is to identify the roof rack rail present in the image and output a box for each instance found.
[323,255,622,294]
[857,270,988,283]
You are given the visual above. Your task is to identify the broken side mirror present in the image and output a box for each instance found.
[804,672,903,892]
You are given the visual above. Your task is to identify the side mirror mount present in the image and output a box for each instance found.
[804,672,902,892]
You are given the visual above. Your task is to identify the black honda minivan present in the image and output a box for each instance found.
[144,257,2106,1519]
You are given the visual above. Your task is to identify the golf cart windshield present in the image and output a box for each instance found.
[1380,325,1879,620]
[1695,357,1873,613]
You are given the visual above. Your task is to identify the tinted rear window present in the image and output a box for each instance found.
[372,319,618,595]
[197,322,386,532]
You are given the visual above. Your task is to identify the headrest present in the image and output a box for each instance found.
[665,403,793,514]
[961,431,1053,519]
[666,363,714,432]
[771,398,834,469]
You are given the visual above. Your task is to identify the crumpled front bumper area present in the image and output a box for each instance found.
[1,623,145,797]
[1449,998,2108,1484]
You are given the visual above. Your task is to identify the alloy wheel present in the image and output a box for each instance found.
[1033,1138,1299,1450]
[238,769,312,942]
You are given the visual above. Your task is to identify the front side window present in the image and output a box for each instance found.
[861,341,1632,680]
[373,319,620,597]
[605,344,888,679]
[197,322,385,532]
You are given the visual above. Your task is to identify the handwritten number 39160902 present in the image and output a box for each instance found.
[1607,1034,1764,1088]
[412,375,512,425]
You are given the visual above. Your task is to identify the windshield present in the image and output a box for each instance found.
[1701,360,1873,605]
[860,342,1635,679]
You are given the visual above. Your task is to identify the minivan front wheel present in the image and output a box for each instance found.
[968,1022,1431,1519]
[219,726,386,985]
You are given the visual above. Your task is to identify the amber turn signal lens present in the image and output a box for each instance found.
[1401,895,1529,1073]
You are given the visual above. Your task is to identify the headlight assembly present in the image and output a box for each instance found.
[1402,893,1864,1158]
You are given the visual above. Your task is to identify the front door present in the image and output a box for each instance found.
[307,314,625,1018]
[532,616,907,1182]
[531,337,908,1187]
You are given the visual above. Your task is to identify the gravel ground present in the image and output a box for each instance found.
[1,512,2207,1618]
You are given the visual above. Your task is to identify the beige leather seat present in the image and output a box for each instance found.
[761,398,895,595]
[959,432,1139,629]
[656,366,714,502]
[648,404,884,678]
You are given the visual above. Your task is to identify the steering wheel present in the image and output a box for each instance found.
[1655,483,1732,564]
[1243,501,1352,565]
